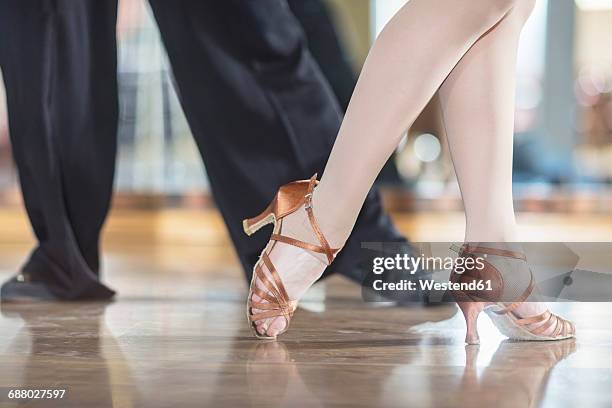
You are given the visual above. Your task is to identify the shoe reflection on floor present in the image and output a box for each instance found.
[0,302,139,408]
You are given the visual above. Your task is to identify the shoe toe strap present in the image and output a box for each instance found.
[515,310,551,326]
[250,285,277,304]
[248,308,294,323]
[248,253,295,324]
[515,310,574,338]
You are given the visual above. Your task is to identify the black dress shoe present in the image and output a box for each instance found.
[0,273,59,302]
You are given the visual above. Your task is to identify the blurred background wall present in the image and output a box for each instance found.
[0,0,611,212]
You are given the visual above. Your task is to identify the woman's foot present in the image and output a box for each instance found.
[453,244,575,344]
[508,302,562,336]
[244,176,342,339]
[250,217,327,337]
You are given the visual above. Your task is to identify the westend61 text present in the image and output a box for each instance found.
[372,279,493,292]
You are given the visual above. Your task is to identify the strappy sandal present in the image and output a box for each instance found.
[242,174,340,339]
[451,244,576,345]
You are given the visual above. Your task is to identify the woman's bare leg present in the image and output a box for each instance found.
[440,1,535,243]
[256,0,523,337]
[438,1,559,331]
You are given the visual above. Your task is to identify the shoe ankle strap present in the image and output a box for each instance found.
[270,174,339,265]
[304,175,336,264]
[452,244,526,261]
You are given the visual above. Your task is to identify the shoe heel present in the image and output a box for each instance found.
[243,176,317,237]
[243,201,276,236]
[457,301,485,345]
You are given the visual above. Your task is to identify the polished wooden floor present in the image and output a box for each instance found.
[0,210,611,407]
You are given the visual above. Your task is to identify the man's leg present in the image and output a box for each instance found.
[0,0,117,300]
[148,0,412,286]
[286,0,356,112]
[285,0,405,184]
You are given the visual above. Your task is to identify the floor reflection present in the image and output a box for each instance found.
[236,322,576,408]
[0,302,139,408]
[0,273,608,408]
[245,342,321,407]
[208,306,433,408]
[450,340,576,408]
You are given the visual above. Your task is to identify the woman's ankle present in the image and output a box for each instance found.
[310,189,352,251]
[464,221,519,243]
[277,201,344,265]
